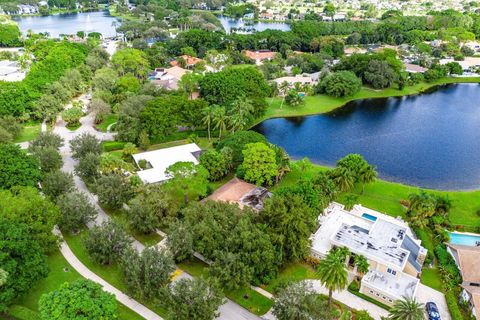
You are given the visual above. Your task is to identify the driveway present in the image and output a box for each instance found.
[415,283,451,320]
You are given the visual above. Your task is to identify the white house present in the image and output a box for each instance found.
[132,143,202,184]
[311,203,427,306]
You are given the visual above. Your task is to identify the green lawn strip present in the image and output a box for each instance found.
[177,257,272,316]
[96,114,118,132]
[101,207,162,247]
[254,78,480,126]
[66,123,81,131]
[277,163,480,228]
[9,248,142,320]
[14,121,41,143]
[420,268,443,292]
[262,262,319,293]
[63,231,168,318]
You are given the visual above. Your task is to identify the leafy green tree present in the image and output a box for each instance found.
[140,96,182,140]
[122,142,137,159]
[0,187,60,253]
[364,60,397,89]
[165,162,209,204]
[39,280,118,320]
[215,131,267,166]
[42,170,75,200]
[0,24,21,46]
[84,221,132,265]
[115,95,154,143]
[209,251,253,290]
[260,194,316,263]
[74,152,100,183]
[199,149,227,181]
[272,282,336,320]
[317,71,362,97]
[112,48,150,78]
[62,106,84,126]
[179,72,203,99]
[120,247,176,300]
[168,277,225,320]
[93,67,118,92]
[29,132,64,150]
[166,219,195,261]
[70,133,101,160]
[116,73,141,93]
[127,185,178,234]
[57,191,96,233]
[0,144,41,189]
[0,218,48,311]
[323,2,336,17]
[96,174,134,209]
[0,268,7,287]
[388,297,425,320]
[317,250,348,306]
[90,98,111,124]
[31,146,63,174]
[241,142,278,186]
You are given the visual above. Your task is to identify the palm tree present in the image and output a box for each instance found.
[407,192,436,228]
[332,166,355,192]
[202,105,215,141]
[334,247,351,265]
[317,250,349,306]
[388,297,425,320]
[358,164,377,194]
[213,106,228,139]
[353,255,369,278]
[278,81,290,109]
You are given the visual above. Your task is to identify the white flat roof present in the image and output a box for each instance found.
[132,143,201,184]
[362,269,419,300]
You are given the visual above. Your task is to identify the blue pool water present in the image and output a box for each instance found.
[449,232,480,246]
[362,213,377,221]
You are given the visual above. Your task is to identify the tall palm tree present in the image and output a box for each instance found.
[407,192,436,228]
[333,166,355,192]
[388,297,425,320]
[202,105,215,141]
[213,106,228,139]
[317,250,349,306]
[279,81,290,109]
[358,164,377,194]
[353,255,369,278]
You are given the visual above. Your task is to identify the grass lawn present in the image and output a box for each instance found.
[421,267,443,292]
[14,122,41,143]
[262,262,319,293]
[63,231,169,318]
[96,114,118,132]
[9,249,144,320]
[256,77,480,125]
[177,257,273,315]
[277,162,480,229]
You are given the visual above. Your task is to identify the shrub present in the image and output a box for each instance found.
[445,290,464,320]
[61,107,84,126]
[317,71,362,97]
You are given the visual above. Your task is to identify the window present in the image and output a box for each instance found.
[369,290,374,294]
[387,268,397,275]
[376,293,380,297]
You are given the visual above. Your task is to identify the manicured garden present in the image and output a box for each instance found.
[13,122,41,143]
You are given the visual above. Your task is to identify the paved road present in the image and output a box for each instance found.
[416,283,451,320]
[53,98,262,320]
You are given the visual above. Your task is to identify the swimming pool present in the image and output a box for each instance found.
[362,213,377,222]
[449,232,480,246]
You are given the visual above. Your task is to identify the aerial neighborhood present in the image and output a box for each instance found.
[2,0,480,320]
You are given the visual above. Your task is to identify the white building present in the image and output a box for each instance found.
[132,143,202,184]
[311,203,427,306]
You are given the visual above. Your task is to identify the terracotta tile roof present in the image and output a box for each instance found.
[447,243,480,283]
[170,55,204,67]
[206,178,257,204]
[244,50,277,61]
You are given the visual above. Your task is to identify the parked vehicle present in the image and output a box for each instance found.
[426,302,441,320]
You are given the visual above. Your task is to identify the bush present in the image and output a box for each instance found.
[445,290,464,320]
[348,279,360,292]
[317,71,362,97]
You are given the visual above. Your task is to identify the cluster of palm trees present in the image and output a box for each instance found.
[407,191,452,228]
[330,159,378,193]
[201,98,255,140]
[317,247,426,320]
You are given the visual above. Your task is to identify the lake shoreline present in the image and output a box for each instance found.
[252,76,480,126]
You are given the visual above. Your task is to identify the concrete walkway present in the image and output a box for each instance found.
[54,228,164,320]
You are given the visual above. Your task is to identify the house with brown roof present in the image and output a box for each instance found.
[170,55,204,69]
[404,63,428,74]
[447,243,480,318]
[149,66,190,90]
[205,177,272,211]
[244,50,277,65]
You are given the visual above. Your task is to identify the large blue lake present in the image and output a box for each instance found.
[254,84,480,190]
[14,10,120,38]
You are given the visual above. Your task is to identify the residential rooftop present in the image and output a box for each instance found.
[132,143,201,184]
[447,243,480,284]
[362,269,419,300]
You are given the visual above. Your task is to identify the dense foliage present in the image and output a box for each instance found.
[0,144,41,189]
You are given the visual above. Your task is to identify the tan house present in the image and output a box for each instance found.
[311,203,428,306]
[149,66,190,90]
[447,243,480,318]
[205,177,271,211]
[244,50,277,65]
[170,55,204,69]
[404,63,428,73]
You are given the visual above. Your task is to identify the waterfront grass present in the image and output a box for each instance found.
[277,163,480,229]
[9,248,143,320]
[257,77,480,125]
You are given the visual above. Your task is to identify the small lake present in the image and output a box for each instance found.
[217,16,290,33]
[254,84,480,190]
[14,10,120,38]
